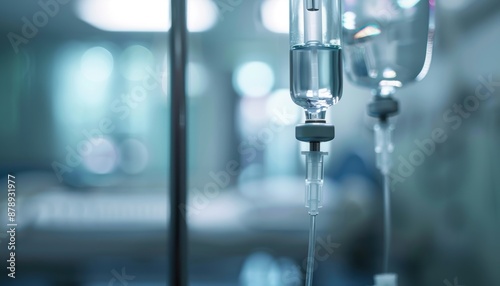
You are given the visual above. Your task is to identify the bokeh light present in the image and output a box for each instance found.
[77,0,218,32]
[119,45,154,81]
[80,46,114,82]
[265,89,302,125]
[82,138,118,174]
[343,11,357,30]
[77,0,171,32]
[187,0,218,32]
[261,0,289,34]
[233,61,275,97]
[397,0,421,9]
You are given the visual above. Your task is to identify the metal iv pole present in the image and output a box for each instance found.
[169,0,188,285]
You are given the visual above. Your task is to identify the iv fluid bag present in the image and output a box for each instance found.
[342,0,434,94]
[290,0,343,120]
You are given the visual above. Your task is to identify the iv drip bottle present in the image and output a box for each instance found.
[290,0,343,121]
[342,0,432,95]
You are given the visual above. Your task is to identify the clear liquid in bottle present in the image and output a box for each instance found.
[290,44,343,119]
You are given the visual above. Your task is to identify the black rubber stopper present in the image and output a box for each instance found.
[368,96,399,121]
[296,123,335,143]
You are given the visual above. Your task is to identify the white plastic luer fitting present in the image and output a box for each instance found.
[302,151,328,215]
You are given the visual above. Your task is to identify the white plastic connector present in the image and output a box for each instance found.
[374,122,394,176]
[373,273,397,286]
[302,151,328,215]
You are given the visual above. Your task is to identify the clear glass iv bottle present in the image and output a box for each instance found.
[342,0,434,97]
[290,0,343,121]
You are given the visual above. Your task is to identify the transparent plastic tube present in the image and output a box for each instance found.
[383,172,391,273]
[374,122,394,176]
[306,215,317,286]
[374,122,394,273]
[302,151,327,215]
[302,151,327,286]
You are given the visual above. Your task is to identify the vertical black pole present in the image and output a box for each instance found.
[169,0,188,285]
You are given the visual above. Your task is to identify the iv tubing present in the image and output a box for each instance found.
[306,214,317,286]
[303,145,326,286]
[375,121,394,273]
[383,172,391,273]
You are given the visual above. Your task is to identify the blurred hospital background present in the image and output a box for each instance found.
[0,0,499,285]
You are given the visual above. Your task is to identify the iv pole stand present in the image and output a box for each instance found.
[169,0,188,285]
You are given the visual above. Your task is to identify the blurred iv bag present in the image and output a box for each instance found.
[342,0,435,96]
